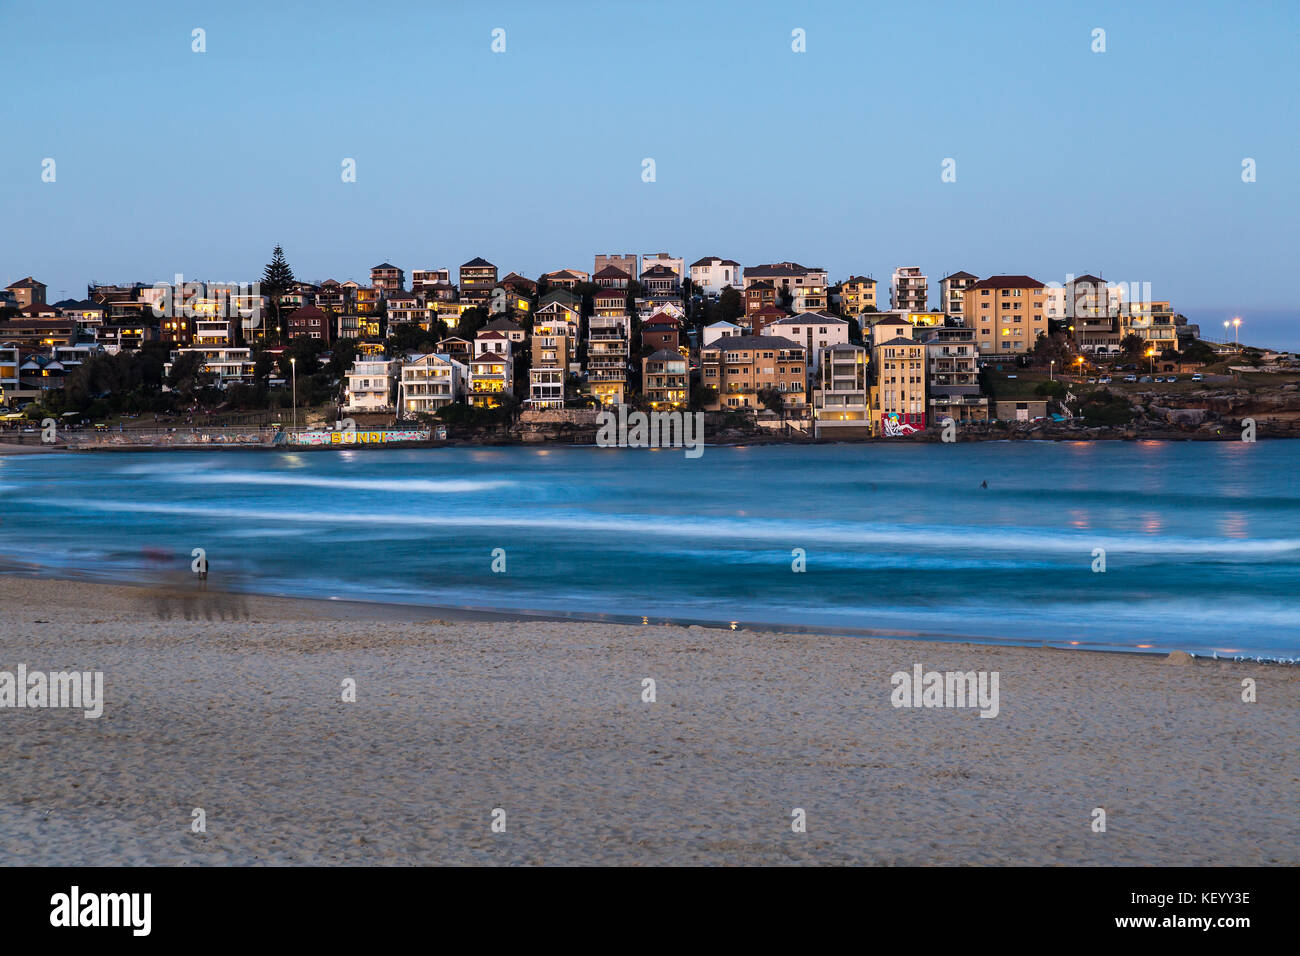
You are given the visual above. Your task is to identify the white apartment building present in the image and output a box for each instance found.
[398,353,467,415]
[689,257,743,297]
[890,266,928,311]
[702,320,743,346]
[468,351,514,407]
[343,358,400,413]
[640,253,684,279]
[765,311,850,371]
[163,347,255,388]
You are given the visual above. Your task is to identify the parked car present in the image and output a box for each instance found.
[1123,375,1137,382]
[1191,373,1203,381]
[1098,376,1111,384]
[1087,377,1097,384]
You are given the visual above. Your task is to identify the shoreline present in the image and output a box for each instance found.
[1,575,1295,865]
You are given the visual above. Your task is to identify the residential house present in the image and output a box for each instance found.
[749,304,790,336]
[641,312,683,353]
[642,349,688,409]
[640,253,684,279]
[812,343,871,438]
[411,269,451,292]
[587,313,630,406]
[343,358,400,413]
[593,265,632,289]
[1121,300,1178,354]
[918,326,988,424]
[839,276,877,316]
[890,266,928,311]
[540,269,588,289]
[399,353,467,414]
[386,290,425,326]
[370,263,405,295]
[435,335,474,366]
[939,271,978,320]
[744,281,777,316]
[459,257,498,308]
[0,318,76,348]
[689,257,742,297]
[164,347,255,388]
[481,315,527,346]
[475,329,511,357]
[702,320,743,347]
[639,264,680,296]
[286,305,332,342]
[594,254,638,281]
[528,318,574,408]
[469,351,514,408]
[5,277,47,310]
[764,311,851,371]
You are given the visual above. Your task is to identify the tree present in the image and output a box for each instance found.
[261,245,295,343]
[718,285,745,324]
[1120,333,1146,357]
[457,307,489,340]
[758,387,785,417]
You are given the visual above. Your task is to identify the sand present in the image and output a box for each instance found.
[0,576,1295,866]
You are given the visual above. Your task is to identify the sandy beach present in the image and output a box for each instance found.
[0,576,1295,866]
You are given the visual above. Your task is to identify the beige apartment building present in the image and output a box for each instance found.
[963,275,1048,355]
[812,343,871,438]
[839,276,877,316]
[642,348,689,409]
[869,317,927,434]
[528,319,574,408]
[699,335,807,412]
[939,271,978,320]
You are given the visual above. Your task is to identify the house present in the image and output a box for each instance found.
[813,344,871,439]
[370,263,405,294]
[749,304,790,336]
[702,320,743,347]
[163,347,255,388]
[481,315,526,346]
[528,319,574,408]
[1048,274,1120,353]
[0,318,76,348]
[434,336,473,365]
[587,312,630,406]
[540,288,582,314]
[938,271,978,320]
[594,287,628,317]
[639,264,680,296]
[0,346,21,403]
[533,300,580,339]
[699,335,807,412]
[593,265,632,289]
[640,253,683,278]
[540,269,588,289]
[744,281,777,316]
[411,269,451,292]
[689,257,742,297]
[870,318,927,434]
[594,254,638,281]
[355,286,381,316]
[5,277,47,310]
[764,312,851,371]
[19,302,58,319]
[459,257,498,308]
[468,351,514,408]
[1120,300,1178,354]
[316,280,352,314]
[285,305,332,343]
[963,275,1047,355]
[493,274,536,317]
[839,276,877,316]
[474,329,511,357]
[918,326,988,424]
[890,267,928,311]
[642,349,688,410]
[399,353,467,414]
[386,290,424,325]
[641,312,682,353]
[343,358,400,413]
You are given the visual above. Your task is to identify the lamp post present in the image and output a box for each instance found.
[1146,348,1155,375]
[290,356,297,431]
[1233,317,1241,347]
[1049,360,1055,382]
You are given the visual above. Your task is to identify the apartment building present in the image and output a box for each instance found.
[594,254,638,282]
[399,353,467,414]
[870,317,927,434]
[1121,300,1178,353]
[939,271,978,320]
[386,290,424,325]
[918,326,988,424]
[355,286,381,317]
[812,343,871,438]
[411,269,451,292]
[0,346,20,403]
[474,329,512,357]
[639,264,680,296]
[468,351,513,408]
[458,257,498,308]
[587,313,630,406]
[642,348,688,410]
[5,276,47,310]
[744,281,777,316]
[963,275,1048,355]
[689,257,742,297]
[370,263,405,294]
[890,267,928,311]
[343,358,400,413]
[528,319,574,408]
[765,311,851,371]
[699,335,807,412]
[1047,274,1121,353]
[315,280,352,314]
[164,347,255,388]
[0,318,76,348]
[594,287,628,317]
[839,276,877,316]
[286,305,332,342]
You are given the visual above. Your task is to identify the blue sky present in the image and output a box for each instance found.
[2,0,1297,346]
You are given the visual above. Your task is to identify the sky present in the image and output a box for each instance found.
[2,0,1297,347]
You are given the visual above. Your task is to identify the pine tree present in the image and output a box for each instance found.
[261,245,295,342]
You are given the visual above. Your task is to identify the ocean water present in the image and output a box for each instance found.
[1,442,1297,659]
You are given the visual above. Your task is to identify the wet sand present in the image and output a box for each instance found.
[0,576,1295,865]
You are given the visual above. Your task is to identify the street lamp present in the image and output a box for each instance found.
[1146,348,1155,374]
[1049,359,1055,382]
[290,357,297,431]
[1233,317,1241,347]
